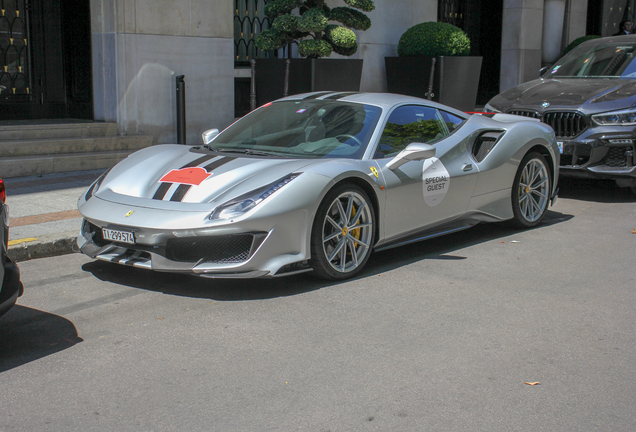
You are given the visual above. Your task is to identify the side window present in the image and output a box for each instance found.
[374,105,446,158]
[439,110,465,132]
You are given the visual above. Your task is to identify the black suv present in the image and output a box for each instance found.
[486,35,636,194]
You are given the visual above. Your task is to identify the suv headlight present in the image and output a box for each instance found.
[592,109,636,126]
[209,173,300,220]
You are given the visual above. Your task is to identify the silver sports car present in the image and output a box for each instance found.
[77,92,559,280]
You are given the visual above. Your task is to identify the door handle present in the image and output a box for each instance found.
[462,163,473,172]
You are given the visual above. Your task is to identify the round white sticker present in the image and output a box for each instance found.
[422,158,450,206]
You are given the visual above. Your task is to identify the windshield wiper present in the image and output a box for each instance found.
[213,148,286,158]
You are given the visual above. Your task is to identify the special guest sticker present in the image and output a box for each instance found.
[422,158,450,206]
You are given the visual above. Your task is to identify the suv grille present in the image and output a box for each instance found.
[506,110,587,138]
[542,112,587,138]
[507,110,541,119]
[166,235,254,263]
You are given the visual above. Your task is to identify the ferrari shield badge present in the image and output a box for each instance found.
[125,210,134,217]
[369,166,379,178]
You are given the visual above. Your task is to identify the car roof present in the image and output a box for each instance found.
[278,91,467,116]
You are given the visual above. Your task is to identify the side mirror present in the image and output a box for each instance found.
[386,143,436,171]
[539,66,550,77]
[202,128,220,145]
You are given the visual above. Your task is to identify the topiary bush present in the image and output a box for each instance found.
[562,35,600,57]
[256,0,375,58]
[398,21,470,57]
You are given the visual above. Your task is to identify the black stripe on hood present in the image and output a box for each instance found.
[166,156,238,202]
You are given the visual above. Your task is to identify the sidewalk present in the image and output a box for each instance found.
[4,169,105,262]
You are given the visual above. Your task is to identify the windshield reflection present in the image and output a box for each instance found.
[548,41,636,78]
[211,100,382,159]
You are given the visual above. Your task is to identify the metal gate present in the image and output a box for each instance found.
[0,0,31,101]
[438,0,466,29]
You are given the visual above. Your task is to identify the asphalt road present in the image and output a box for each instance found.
[1,179,635,431]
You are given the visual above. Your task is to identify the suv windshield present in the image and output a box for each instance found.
[547,41,636,78]
[210,100,382,159]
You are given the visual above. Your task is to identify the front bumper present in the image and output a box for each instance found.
[76,199,315,278]
[0,259,23,317]
[556,130,636,186]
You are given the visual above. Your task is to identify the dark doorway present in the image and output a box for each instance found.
[438,0,503,106]
[0,0,93,121]
[465,0,503,105]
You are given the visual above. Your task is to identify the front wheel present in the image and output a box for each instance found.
[310,184,375,280]
[510,152,551,228]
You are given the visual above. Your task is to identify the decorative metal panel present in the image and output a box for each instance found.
[438,0,466,29]
[234,0,274,64]
[0,0,30,100]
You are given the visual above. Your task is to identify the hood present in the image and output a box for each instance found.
[94,145,316,209]
[489,78,636,113]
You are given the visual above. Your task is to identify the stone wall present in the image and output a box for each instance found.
[91,0,235,144]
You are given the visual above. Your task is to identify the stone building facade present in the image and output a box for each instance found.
[0,0,619,146]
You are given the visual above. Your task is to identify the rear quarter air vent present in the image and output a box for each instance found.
[473,131,504,162]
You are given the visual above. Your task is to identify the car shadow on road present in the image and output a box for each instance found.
[0,305,83,373]
[81,209,573,301]
[82,260,327,301]
[558,178,636,203]
[360,209,573,277]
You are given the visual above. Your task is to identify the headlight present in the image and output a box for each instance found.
[209,173,300,220]
[84,168,111,201]
[483,103,501,113]
[592,109,636,126]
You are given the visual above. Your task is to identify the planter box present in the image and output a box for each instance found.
[254,58,363,107]
[385,56,482,112]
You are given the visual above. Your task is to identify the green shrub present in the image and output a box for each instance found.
[256,0,375,58]
[398,22,470,57]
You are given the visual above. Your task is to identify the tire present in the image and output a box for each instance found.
[510,152,551,228]
[629,186,636,197]
[310,184,375,280]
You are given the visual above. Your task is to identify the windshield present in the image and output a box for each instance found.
[546,41,636,78]
[210,100,382,159]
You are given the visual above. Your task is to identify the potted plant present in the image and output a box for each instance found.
[253,0,375,106]
[385,22,482,112]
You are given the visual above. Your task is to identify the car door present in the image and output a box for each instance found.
[373,105,479,241]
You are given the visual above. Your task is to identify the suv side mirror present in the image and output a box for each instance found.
[202,128,220,145]
[386,143,436,170]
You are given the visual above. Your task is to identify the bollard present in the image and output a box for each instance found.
[425,58,436,101]
[176,75,186,144]
[250,60,257,111]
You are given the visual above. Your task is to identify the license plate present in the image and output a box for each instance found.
[557,141,564,154]
[102,228,136,244]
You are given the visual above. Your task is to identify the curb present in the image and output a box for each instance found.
[8,231,78,262]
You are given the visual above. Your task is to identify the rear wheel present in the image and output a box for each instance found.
[510,152,551,228]
[310,184,375,280]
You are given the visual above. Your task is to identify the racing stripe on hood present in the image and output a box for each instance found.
[152,155,217,200]
[166,156,238,202]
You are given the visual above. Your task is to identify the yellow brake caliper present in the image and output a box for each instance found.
[349,205,361,251]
